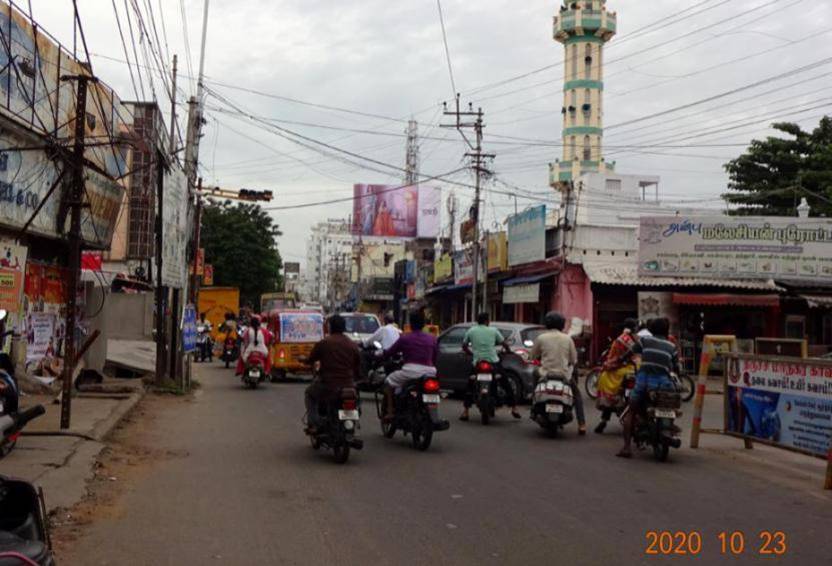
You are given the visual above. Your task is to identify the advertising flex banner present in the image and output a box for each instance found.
[161,168,189,289]
[279,312,324,344]
[508,205,546,267]
[352,184,440,239]
[726,354,832,457]
[639,216,832,283]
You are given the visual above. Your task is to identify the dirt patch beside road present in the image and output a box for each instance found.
[49,393,191,560]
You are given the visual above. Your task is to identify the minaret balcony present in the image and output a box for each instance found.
[553,9,616,42]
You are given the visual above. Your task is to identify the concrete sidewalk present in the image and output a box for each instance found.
[1,378,145,512]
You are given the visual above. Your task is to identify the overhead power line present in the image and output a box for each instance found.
[436,0,457,98]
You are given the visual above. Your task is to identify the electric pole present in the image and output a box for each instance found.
[441,94,494,321]
[59,73,96,429]
[446,191,456,255]
[405,119,419,186]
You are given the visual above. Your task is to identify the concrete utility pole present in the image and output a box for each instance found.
[154,146,167,386]
[184,0,211,185]
[169,54,178,157]
[405,119,419,186]
[441,95,494,321]
[446,191,456,255]
[58,73,96,429]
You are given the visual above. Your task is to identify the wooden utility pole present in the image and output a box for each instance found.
[59,73,96,429]
[441,95,494,321]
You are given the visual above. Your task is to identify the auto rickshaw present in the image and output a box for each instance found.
[265,309,324,381]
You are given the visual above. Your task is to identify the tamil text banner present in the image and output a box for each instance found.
[639,216,832,283]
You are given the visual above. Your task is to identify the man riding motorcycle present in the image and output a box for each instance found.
[364,312,401,350]
[459,312,520,421]
[304,314,361,432]
[381,311,437,421]
[529,311,587,435]
[616,317,680,459]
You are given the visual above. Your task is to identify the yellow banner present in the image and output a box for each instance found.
[434,253,453,282]
[487,232,508,272]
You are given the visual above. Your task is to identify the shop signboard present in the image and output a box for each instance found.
[279,312,324,344]
[181,304,198,353]
[284,262,301,275]
[352,184,440,239]
[639,216,832,283]
[434,253,453,282]
[454,250,473,286]
[508,205,546,267]
[161,168,189,289]
[487,232,508,272]
[503,283,540,305]
[725,354,832,458]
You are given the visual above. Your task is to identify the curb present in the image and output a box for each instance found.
[90,388,146,442]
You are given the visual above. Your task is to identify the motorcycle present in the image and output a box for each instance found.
[359,342,402,392]
[470,360,512,425]
[623,387,683,462]
[530,370,575,437]
[196,324,213,363]
[1,350,46,459]
[0,475,55,565]
[221,334,239,369]
[375,374,450,451]
[307,387,364,464]
[241,352,267,389]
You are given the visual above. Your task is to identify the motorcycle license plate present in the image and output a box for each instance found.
[338,410,359,420]
[422,394,440,404]
[249,370,261,378]
[477,373,493,382]
[654,409,676,419]
[545,404,563,414]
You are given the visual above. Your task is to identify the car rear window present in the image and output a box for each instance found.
[344,316,380,334]
[521,328,546,343]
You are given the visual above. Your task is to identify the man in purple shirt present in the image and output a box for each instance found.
[382,311,438,421]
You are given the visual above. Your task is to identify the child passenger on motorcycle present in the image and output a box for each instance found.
[616,317,680,459]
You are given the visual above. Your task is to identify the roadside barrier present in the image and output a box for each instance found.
[690,335,739,449]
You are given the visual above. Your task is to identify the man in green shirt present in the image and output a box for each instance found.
[460,312,521,421]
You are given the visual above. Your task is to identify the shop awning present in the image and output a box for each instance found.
[672,293,781,307]
[582,262,783,291]
[425,285,450,296]
[800,294,832,309]
[502,272,557,287]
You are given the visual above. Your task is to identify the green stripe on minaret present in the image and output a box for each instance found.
[564,80,603,90]
[563,126,603,136]
[564,35,604,45]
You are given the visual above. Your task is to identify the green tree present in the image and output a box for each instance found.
[722,116,832,216]
[200,201,283,308]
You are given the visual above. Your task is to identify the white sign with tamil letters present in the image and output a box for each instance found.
[508,205,546,267]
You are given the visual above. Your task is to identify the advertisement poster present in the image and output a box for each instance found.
[162,168,189,289]
[279,312,324,344]
[638,216,832,283]
[434,253,453,282]
[726,355,832,457]
[352,184,440,239]
[26,311,56,363]
[0,240,26,313]
[454,250,473,286]
[508,205,546,267]
[487,232,508,272]
[203,264,214,286]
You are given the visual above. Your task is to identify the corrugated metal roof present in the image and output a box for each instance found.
[800,294,832,308]
[582,262,783,291]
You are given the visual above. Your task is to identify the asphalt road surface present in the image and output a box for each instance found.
[62,363,832,565]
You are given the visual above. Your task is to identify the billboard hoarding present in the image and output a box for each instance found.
[284,262,301,274]
[726,354,832,458]
[508,205,546,267]
[639,216,832,283]
[487,232,508,272]
[161,168,189,289]
[434,253,453,282]
[454,251,473,286]
[352,184,440,239]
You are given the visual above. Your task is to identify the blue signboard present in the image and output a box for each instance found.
[508,205,546,267]
[182,304,198,353]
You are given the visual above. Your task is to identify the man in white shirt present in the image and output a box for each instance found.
[365,313,401,351]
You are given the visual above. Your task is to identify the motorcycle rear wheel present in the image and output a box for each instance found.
[411,412,434,451]
[309,436,321,450]
[480,401,491,425]
[333,444,350,464]
[381,419,396,439]
[0,438,15,459]
[679,374,695,402]
[653,441,669,462]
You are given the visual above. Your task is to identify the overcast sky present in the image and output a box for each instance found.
[34,0,832,266]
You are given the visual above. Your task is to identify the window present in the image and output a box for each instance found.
[784,315,806,339]
[439,327,468,352]
[584,43,593,79]
[583,135,591,161]
[570,44,578,80]
[570,136,577,160]
[605,179,622,191]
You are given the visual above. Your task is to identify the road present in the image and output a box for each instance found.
[61,362,831,565]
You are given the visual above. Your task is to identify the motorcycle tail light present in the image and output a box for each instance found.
[531,359,541,367]
[278,348,286,360]
[342,399,357,411]
[423,378,440,393]
[477,361,492,373]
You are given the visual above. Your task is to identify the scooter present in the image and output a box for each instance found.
[0,474,55,565]
[196,324,213,363]
[307,386,363,464]
[530,370,575,437]
[375,374,449,451]
[241,352,267,389]
[221,334,239,369]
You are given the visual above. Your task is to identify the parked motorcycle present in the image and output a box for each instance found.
[307,387,364,464]
[530,371,575,437]
[623,388,683,461]
[375,374,449,451]
[1,348,46,459]
[0,475,54,565]
[241,352,267,389]
[196,324,213,363]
